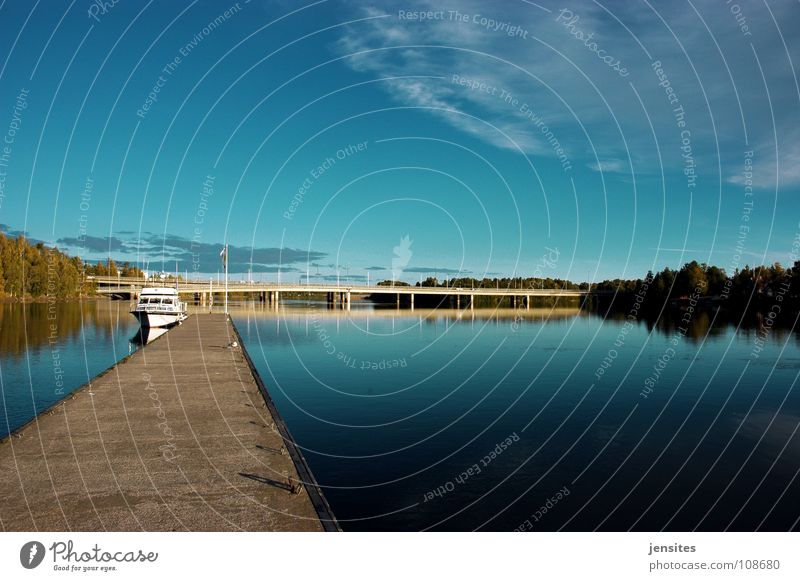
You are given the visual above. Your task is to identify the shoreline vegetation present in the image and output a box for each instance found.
[1,232,798,320]
[0,232,142,301]
[374,260,800,321]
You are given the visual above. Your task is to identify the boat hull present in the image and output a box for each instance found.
[132,311,186,328]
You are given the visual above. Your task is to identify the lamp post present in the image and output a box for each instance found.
[219,245,228,315]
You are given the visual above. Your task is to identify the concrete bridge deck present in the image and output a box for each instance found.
[91,276,594,308]
[91,276,590,294]
[0,314,337,531]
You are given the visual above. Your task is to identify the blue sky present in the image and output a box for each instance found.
[0,0,798,282]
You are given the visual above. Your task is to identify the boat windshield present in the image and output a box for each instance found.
[140,296,177,305]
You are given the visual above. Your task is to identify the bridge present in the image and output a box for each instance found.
[90,275,594,309]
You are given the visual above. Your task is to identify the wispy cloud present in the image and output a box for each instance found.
[336,0,800,185]
[0,223,28,238]
[588,159,626,173]
[335,2,563,155]
[402,266,466,274]
[728,130,800,188]
[652,247,769,260]
[309,273,369,282]
[57,235,128,253]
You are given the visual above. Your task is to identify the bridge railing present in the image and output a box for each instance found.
[92,277,592,296]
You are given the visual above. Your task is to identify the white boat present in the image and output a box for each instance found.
[130,287,188,328]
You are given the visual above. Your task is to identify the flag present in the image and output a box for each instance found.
[220,245,227,268]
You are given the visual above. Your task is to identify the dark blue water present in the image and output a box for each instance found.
[237,305,800,531]
[0,301,141,438]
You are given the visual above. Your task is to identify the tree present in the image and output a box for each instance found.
[1,235,24,297]
[26,243,50,297]
[705,265,727,296]
[674,261,707,297]
[120,261,143,278]
[0,231,91,298]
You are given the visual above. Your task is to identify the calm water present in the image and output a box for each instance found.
[3,300,799,531]
[0,301,141,438]
[236,303,800,531]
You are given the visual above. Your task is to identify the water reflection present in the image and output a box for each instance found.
[0,300,136,356]
[3,298,800,530]
[129,325,169,347]
[0,301,139,438]
[231,301,800,531]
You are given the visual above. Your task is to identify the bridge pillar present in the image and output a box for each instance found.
[512,296,517,308]
[396,293,400,308]
[345,291,351,310]
[526,295,530,310]
[274,291,280,307]
[410,293,414,310]
[470,294,474,310]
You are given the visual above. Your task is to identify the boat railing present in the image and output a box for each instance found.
[130,303,186,314]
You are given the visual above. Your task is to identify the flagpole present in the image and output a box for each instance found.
[224,244,228,315]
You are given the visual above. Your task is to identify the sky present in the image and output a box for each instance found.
[0,0,798,283]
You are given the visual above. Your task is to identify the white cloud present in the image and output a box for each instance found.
[728,132,800,188]
[588,159,626,172]
[334,0,579,156]
[335,0,800,185]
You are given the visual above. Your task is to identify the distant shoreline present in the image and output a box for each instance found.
[0,295,110,304]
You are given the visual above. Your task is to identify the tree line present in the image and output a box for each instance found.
[401,260,800,313]
[3,230,799,311]
[0,232,142,299]
[591,260,800,312]
[415,276,581,290]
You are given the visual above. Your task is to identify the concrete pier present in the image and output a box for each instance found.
[0,314,337,531]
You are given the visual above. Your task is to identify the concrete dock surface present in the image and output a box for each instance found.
[0,314,336,531]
